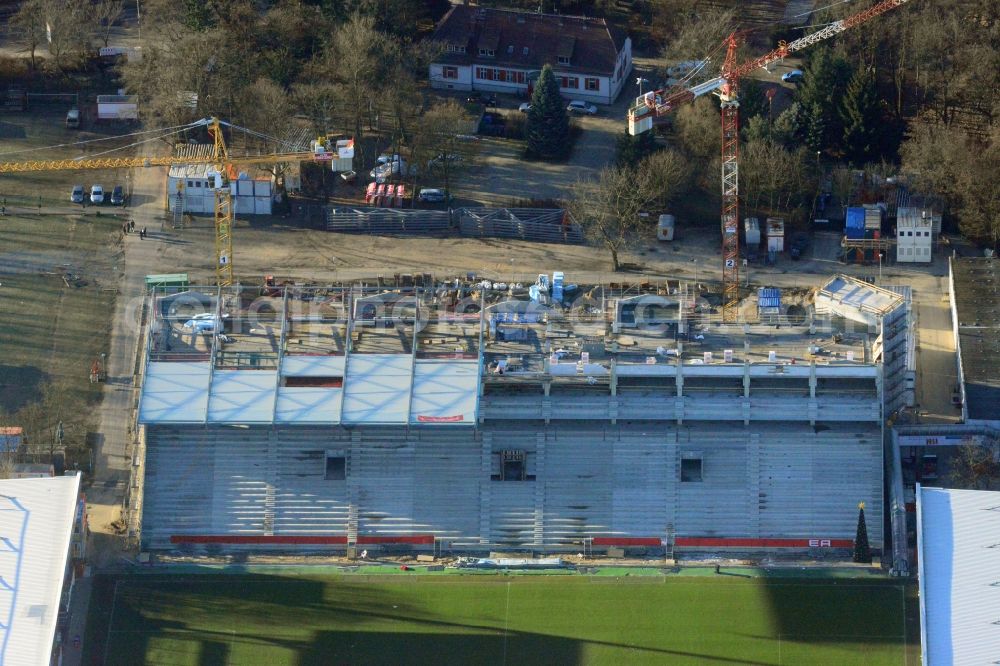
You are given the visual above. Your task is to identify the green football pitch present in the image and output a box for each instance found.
[84,571,917,665]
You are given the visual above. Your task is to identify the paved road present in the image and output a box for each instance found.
[63,143,166,666]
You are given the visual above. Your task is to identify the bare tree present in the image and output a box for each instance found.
[43,0,90,70]
[949,443,1000,490]
[9,0,47,70]
[94,0,125,48]
[569,165,660,272]
[417,99,479,201]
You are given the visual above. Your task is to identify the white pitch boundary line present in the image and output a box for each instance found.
[103,579,123,666]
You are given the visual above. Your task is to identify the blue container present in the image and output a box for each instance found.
[846,207,865,230]
[845,227,865,240]
[758,287,781,310]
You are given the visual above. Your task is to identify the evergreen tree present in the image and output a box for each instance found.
[772,102,801,148]
[526,65,571,160]
[739,79,769,124]
[803,102,826,153]
[615,129,658,168]
[853,502,872,564]
[794,47,851,152]
[840,67,883,166]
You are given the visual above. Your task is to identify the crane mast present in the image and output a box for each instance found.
[629,0,912,323]
[720,36,741,322]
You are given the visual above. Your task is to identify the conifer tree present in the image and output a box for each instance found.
[841,67,883,166]
[853,502,872,564]
[526,65,570,160]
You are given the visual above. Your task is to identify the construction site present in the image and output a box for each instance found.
[129,272,910,555]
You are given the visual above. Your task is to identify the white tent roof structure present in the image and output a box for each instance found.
[918,485,1000,665]
[0,474,81,666]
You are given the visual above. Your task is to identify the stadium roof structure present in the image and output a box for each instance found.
[917,485,1000,665]
[140,355,480,426]
[0,474,81,666]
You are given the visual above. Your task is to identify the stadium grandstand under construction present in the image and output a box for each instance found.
[132,273,911,557]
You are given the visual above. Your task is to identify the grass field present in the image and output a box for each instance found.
[0,108,134,463]
[83,572,917,666]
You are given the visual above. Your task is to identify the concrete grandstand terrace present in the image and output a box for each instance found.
[131,274,901,557]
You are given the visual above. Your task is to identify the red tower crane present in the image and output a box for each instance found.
[629,0,913,322]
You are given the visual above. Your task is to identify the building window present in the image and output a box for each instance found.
[522,47,529,55]
[325,454,346,480]
[447,44,466,54]
[507,45,514,54]
[187,180,194,188]
[442,66,458,80]
[479,48,495,57]
[491,450,535,481]
[283,376,343,387]
[585,77,600,91]
[559,76,579,89]
[558,56,570,65]
[680,458,703,482]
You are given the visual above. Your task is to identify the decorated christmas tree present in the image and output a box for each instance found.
[853,501,872,564]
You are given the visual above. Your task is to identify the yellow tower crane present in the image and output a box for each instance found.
[0,117,318,286]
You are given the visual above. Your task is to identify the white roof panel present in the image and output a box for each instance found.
[342,354,413,424]
[139,362,211,423]
[207,370,277,423]
[0,475,80,666]
[410,359,478,424]
[818,275,903,316]
[280,355,346,377]
[275,387,343,423]
[919,486,1000,665]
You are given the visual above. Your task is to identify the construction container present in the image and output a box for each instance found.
[744,217,760,246]
[863,205,882,230]
[145,273,190,291]
[253,180,272,197]
[765,218,784,253]
[758,287,781,314]
[657,214,675,241]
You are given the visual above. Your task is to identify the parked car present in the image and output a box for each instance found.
[110,185,125,206]
[89,185,104,204]
[782,69,804,83]
[370,160,408,183]
[566,100,598,115]
[70,185,85,204]
[376,154,402,166]
[518,103,531,113]
[417,188,450,203]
